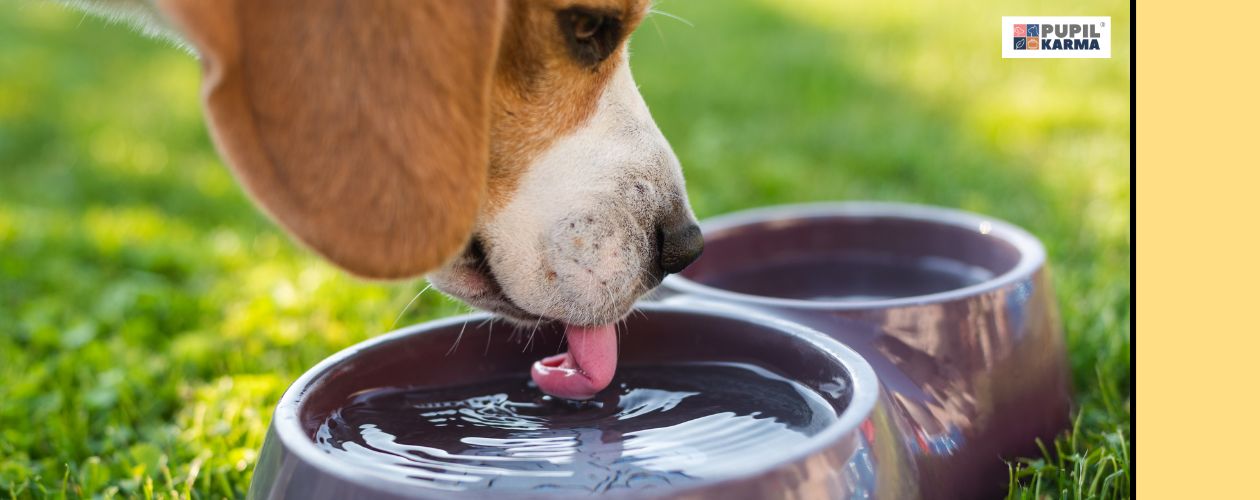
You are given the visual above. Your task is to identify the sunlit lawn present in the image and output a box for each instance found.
[0,0,1129,498]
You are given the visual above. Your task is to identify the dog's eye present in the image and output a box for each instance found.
[572,11,603,39]
[558,8,622,67]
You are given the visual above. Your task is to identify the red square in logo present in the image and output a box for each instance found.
[1013,24,1026,37]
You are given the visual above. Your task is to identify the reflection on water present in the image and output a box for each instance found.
[699,253,995,302]
[314,362,841,493]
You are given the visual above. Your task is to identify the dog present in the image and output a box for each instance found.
[69,0,704,399]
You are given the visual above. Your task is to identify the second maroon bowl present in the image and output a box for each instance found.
[661,202,1073,499]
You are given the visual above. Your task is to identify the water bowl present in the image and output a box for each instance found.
[249,303,916,499]
[661,202,1073,498]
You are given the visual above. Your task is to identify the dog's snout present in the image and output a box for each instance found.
[656,217,704,275]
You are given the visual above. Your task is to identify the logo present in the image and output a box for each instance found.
[1003,16,1111,59]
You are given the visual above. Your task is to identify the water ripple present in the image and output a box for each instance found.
[314,362,838,493]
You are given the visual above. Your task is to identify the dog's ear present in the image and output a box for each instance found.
[155,0,505,279]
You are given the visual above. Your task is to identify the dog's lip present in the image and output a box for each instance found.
[472,291,546,324]
[464,238,550,324]
[459,236,651,326]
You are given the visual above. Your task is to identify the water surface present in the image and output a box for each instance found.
[699,253,994,301]
[315,362,840,493]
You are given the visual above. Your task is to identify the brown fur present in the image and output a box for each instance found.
[485,0,647,213]
[155,0,646,278]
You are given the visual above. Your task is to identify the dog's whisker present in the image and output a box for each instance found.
[635,274,655,294]
[524,328,537,353]
[648,7,694,27]
[523,305,548,353]
[447,317,470,356]
[524,316,544,350]
[648,12,668,46]
[484,319,495,356]
[601,283,619,323]
[551,297,570,355]
[391,283,433,329]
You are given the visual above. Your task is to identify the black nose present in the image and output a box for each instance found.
[657,218,704,275]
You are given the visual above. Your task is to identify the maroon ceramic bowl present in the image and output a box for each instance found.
[248,303,918,499]
[660,202,1073,499]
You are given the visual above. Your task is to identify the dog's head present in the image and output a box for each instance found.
[159,0,701,326]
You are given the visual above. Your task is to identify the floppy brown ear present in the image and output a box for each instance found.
[155,0,505,279]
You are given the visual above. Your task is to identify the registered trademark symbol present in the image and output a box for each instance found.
[1100,21,1106,27]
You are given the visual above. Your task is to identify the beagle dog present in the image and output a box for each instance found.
[71,0,704,399]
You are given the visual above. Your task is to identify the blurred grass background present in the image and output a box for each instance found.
[0,0,1129,498]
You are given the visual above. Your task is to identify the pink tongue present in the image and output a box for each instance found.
[531,323,618,400]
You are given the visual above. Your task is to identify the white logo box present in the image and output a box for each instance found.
[1002,16,1112,59]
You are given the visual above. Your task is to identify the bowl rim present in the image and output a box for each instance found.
[662,201,1046,310]
[260,302,881,498]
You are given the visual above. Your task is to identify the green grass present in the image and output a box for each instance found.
[0,0,1129,498]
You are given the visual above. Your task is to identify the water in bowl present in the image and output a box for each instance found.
[698,252,994,301]
[314,362,840,493]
